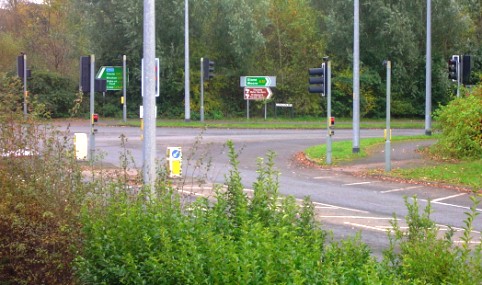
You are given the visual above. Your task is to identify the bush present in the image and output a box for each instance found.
[433,88,482,159]
[0,116,91,284]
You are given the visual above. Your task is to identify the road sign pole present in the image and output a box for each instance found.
[200,58,204,122]
[123,55,127,122]
[385,60,391,172]
[247,99,250,120]
[326,58,332,165]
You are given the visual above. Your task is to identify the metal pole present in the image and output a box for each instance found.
[247,99,250,120]
[89,54,95,162]
[353,0,360,153]
[385,60,391,172]
[425,0,432,136]
[456,58,461,97]
[326,58,332,165]
[123,55,127,122]
[143,0,156,189]
[22,54,27,117]
[200,58,204,122]
[264,101,267,120]
[184,0,191,121]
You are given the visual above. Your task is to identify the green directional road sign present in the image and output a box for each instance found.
[240,76,276,87]
[96,66,127,90]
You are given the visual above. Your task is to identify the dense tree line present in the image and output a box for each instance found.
[0,0,481,118]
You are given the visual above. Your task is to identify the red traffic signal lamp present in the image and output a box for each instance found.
[92,113,99,124]
[330,116,335,126]
[308,63,327,96]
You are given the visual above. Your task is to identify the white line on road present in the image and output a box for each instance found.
[343,181,377,186]
[313,176,329,180]
[420,199,482,212]
[312,202,370,214]
[344,222,388,232]
[381,186,424,194]
[432,193,467,203]
[320,216,398,220]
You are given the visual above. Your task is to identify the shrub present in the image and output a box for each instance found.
[0,116,91,284]
[433,88,482,159]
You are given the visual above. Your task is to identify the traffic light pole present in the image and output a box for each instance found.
[23,54,27,117]
[326,58,332,165]
[123,55,127,122]
[89,54,95,162]
[457,59,461,98]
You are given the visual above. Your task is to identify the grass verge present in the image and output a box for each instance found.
[388,160,482,190]
[114,118,430,129]
[305,135,481,190]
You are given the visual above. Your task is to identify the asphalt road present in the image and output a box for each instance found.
[64,123,481,258]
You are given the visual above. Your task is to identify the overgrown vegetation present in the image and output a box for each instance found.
[0,115,91,284]
[1,114,481,283]
[432,87,482,159]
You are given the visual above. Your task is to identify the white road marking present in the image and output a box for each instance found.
[343,181,377,186]
[344,222,388,232]
[320,216,397,220]
[432,193,467,203]
[312,202,370,214]
[381,185,423,194]
[419,198,482,212]
[313,176,329,179]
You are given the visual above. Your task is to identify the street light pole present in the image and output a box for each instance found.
[353,0,360,153]
[425,0,432,136]
[142,0,156,190]
[184,0,191,121]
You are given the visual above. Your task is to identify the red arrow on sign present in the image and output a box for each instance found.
[244,87,273,100]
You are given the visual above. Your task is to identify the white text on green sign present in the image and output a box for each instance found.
[96,66,126,90]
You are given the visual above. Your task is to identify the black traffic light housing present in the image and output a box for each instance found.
[203,58,215,80]
[448,55,458,81]
[308,63,327,96]
[461,55,472,85]
[80,56,91,92]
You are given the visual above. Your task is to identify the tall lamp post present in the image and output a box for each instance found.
[184,0,191,121]
[353,0,360,153]
[425,0,432,136]
[142,0,156,190]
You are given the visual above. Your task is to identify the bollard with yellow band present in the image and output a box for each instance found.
[166,147,182,178]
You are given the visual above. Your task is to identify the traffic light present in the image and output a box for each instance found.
[203,58,215,80]
[330,116,335,126]
[461,55,472,85]
[308,63,326,96]
[80,56,91,92]
[92,113,99,124]
[17,54,31,78]
[448,55,459,81]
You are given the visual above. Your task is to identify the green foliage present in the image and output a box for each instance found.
[29,70,79,118]
[432,88,482,159]
[0,116,91,284]
[75,142,333,284]
[382,196,482,285]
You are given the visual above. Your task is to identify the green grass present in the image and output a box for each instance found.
[390,160,482,190]
[305,135,435,165]
[114,117,432,129]
[305,135,481,190]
